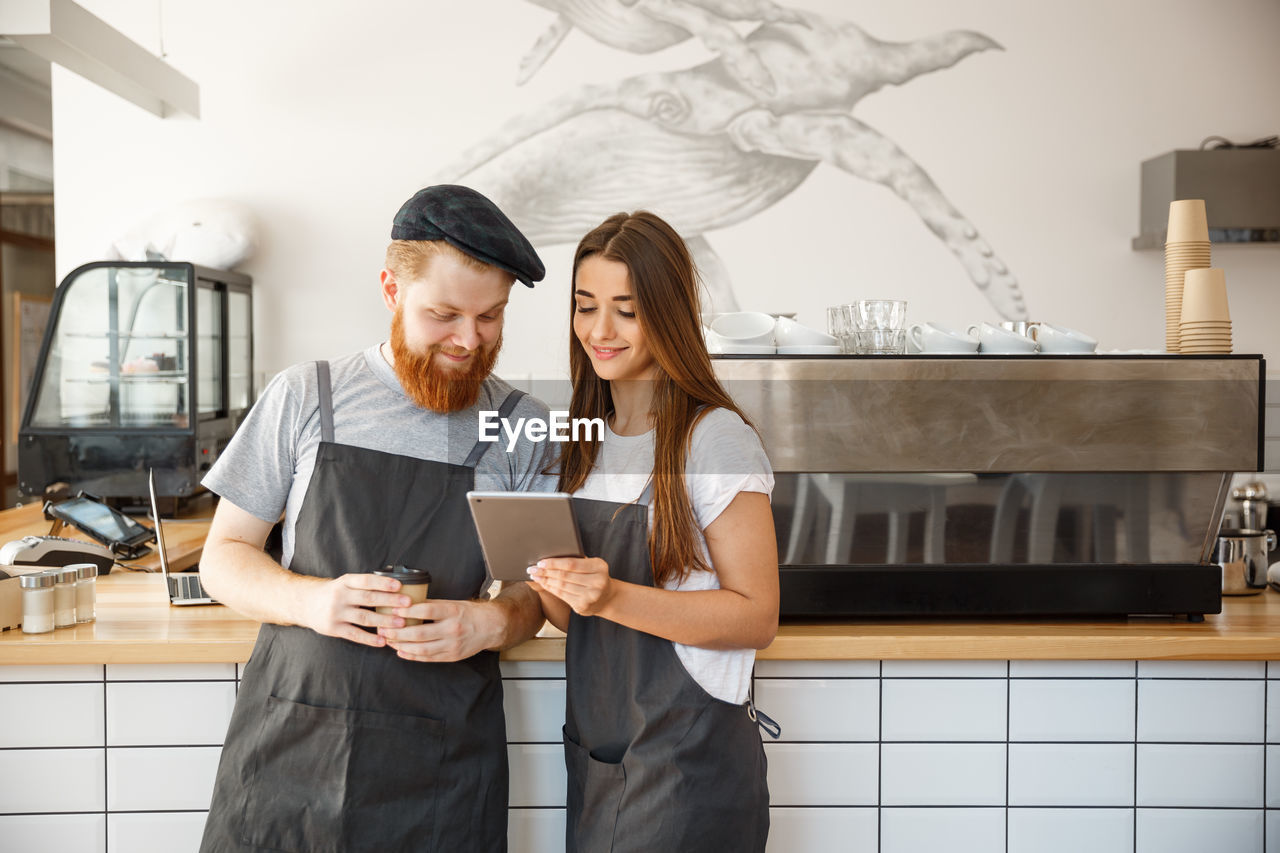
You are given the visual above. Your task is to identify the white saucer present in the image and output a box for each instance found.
[777,345,843,355]
[716,344,776,355]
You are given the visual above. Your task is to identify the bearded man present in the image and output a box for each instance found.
[199,186,551,853]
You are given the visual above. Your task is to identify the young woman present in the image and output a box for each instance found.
[528,211,779,852]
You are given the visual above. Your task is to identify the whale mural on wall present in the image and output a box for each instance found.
[437,1,1028,320]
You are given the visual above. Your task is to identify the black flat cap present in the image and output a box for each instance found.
[391,184,544,286]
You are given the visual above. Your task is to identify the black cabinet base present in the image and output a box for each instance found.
[779,564,1223,619]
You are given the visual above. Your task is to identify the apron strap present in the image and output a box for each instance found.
[747,671,782,740]
[463,389,525,469]
[466,389,525,598]
[315,360,335,444]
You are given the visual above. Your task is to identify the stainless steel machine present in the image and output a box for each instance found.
[712,354,1265,619]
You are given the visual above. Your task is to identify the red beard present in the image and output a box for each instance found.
[389,306,501,413]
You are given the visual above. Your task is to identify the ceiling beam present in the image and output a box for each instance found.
[0,62,52,139]
[0,0,199,119]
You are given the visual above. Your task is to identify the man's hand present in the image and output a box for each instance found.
[380,599,504,662]
[300,573,410,648]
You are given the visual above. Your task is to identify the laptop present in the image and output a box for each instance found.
[149,469,218,606]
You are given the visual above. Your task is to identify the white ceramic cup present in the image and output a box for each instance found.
[967,322,1038,353]
[1033,323,1097,353]
[774,317,839,347]
[711,312,776,345]
[908,322,979,353]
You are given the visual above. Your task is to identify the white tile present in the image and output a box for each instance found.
[1009,679,1135,742]
[1010,661,1135,678]
[1008,808,1133,853]
[508,808,565,853]
[106,663,236,681]
[0,813,105,852]
[1136,744,1262,807]
[0,748,105,813]
[1138,680,1264,742]
[764,743,877,806]
[754,679,878,741]
[881,807,1004,853]
[755,660,880,678]
[499,660,565,678]
[1268,745,1280,808]
[107,747,222,811]
[1008,744,1134,806]
[109,812,207,853]
[1269,661,1280,679]
[0,664,103,682]
[1136,808,1263,853]
[1138,661,1264,679]
[0,683,105,747]
[882,660,1006,678]
[1267,439,1280,473]
[503,679,566,743]
[767,807,877,853]
[507,744,566,808]
[882,679,1006,741]
[106,681,235,746]
[1267,682,1280,743]
[881,744,1005,806]
[1269,810,1280,853]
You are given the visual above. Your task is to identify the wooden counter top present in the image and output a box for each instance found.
[4,498,1280,665]
[5,571,1280,665]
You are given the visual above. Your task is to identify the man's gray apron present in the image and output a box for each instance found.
[201,362,523,853]
[563,497,770,852]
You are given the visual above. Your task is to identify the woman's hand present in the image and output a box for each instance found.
[527,557,617,617]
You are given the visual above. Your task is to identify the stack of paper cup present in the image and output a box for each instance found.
[1164,199,1211,352]
[1179,268,1232,353]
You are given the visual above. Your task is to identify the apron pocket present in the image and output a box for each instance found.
[241,694,445,853]
[564,727,627,853]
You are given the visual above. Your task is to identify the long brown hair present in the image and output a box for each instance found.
[558,211,756,587]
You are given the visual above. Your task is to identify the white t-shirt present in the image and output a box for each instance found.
[573,407,775,704]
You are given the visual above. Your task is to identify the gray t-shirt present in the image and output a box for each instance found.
[203,344,554,567]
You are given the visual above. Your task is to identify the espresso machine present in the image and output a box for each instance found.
[712,354,1265,620]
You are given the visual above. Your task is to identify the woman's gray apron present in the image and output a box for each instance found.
[201,362,523,853]
[563,497,770,852]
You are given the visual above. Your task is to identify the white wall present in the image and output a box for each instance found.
[52,0,1280,382]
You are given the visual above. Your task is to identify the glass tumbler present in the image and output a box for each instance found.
[854,300,907,331]
[854,329,907,355]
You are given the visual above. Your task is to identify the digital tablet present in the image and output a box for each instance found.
[467,491,584,583]
[45,494,154,558]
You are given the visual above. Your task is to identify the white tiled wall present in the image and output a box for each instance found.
[3,659,1280,852]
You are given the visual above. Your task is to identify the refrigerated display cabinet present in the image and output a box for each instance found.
[18,261,253,502]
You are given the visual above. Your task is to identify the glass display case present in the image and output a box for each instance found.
[18,261,253,502]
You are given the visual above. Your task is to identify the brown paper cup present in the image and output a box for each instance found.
[1180,268,1230,324]
[1166,200,1209,244]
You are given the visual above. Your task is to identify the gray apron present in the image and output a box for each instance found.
[563,497,771,852]
[201,362,524,853]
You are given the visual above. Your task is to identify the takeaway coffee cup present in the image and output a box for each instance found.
[373,565,432,625]
[1216,529,1277,596]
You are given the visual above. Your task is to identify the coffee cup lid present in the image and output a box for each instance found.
[373,565,432,584]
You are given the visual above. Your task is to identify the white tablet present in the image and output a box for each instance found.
[467,491,585,583]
